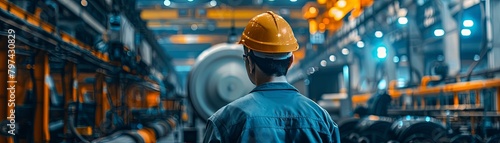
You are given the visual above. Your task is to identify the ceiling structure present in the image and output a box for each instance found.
[137,0,314,66]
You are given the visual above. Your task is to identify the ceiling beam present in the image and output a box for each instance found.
[146,19,309,29]
[140,7,304,20]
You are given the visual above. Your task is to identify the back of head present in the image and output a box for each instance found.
[239,11,299,76]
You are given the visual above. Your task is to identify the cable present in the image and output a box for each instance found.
[465,1,492,81]
[68,104,90,143]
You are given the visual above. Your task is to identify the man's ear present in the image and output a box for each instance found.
[247,56,255,74]
[287,54,294,69]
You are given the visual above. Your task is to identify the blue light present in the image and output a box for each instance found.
[375,31,383,38]
[393,56,400,63]
[209,0,217,6]
[290,0,297,2]
[398,17,408,25]
[463,20,474,27]
[425,117,431,122]
[434,29,444,37]
[377,46,387,59]
[356,41,364,48]
[163,0,171,6]
[461,29,471,36]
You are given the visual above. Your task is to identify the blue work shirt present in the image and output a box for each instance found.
[203,82,341,143]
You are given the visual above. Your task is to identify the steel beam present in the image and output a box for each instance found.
[57,0,105,33]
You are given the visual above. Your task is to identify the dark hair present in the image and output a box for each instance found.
[248,51,292,76]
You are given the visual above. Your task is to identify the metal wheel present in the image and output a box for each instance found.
[188,43,254,121]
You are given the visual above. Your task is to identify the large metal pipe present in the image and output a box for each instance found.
[91,118,177,143]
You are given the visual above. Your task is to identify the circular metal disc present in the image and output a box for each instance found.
[188,43,255,121]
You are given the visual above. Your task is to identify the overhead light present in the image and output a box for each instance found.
[209,0,217,6]
[308,7,317,14]
[328,7,344,21]
[341,48,349,55]
[336,0,346,8]
[377,46,387,59]
[188,0,193,2]
[290,0,297,2]
[163,0,171,6]
[319,23,326,32]
[401,55,408,62]
[375,31,383,38]
[356,41,364,48]
[81,0,88,6]
[191,24,198,31]
[434,29,444,37]
[317,0,327,4]
[322,18,330,24]
[417,0,425,6]
[463,20,474,27]
[329,55,336,62]
[269,0,274,2]
[378,79,387,90]
[320,60,327,67]
[309,20,318,34]
[393,56,400,63]
[461,29,471,36]
[398,17,408,25]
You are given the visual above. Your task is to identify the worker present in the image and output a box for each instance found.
[203,11,341,143]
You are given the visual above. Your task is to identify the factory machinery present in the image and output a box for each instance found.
[0,0,184,142]
[336,77,500,143]
[187,44,500,143]
[2,0,500,142]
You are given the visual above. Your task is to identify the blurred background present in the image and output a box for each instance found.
[0,0,500,142]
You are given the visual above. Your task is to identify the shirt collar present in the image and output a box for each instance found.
[250,82,299,93]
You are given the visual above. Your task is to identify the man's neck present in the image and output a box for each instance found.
[255,75,288,86]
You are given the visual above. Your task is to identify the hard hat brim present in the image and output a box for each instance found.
[239,35,299,53]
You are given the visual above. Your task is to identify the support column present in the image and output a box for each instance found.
[439,0,461,77]
[486,0,500,111]
[0,36,14,143]
[63,62,76,135]
[339,65,353,118]
[407,3,425,85]
[33,52,50,143]
[487,0,500,78]
[384,38,397,84]
[362,44,377,91]
[94,73,105,128]
[350,55,361,92]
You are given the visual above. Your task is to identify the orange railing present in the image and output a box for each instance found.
[352,77,500,111]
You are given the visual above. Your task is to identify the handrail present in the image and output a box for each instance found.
[352,78,500,104]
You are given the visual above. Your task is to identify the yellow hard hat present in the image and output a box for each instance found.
[239,11,299,53]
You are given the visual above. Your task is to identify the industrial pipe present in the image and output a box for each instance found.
[68,103,90,143]
[91,118,177,143]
